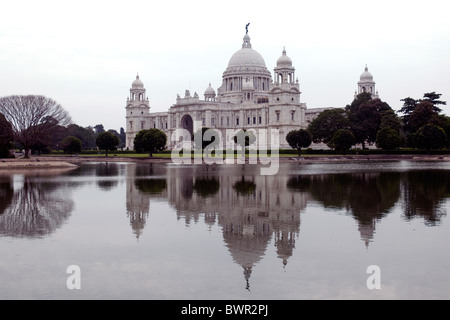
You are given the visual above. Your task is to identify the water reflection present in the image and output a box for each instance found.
[402,171,450,226]
[288,172,402,246]
[1,161,450,297]
[128,165,306,290]
[125,162,450,289]
[0,168,77,238]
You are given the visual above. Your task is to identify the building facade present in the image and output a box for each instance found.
[125,31,378,150]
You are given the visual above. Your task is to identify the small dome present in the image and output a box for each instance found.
[360,66,373,81]
[132,74,144,89]
[277,48,292,67]
[205,83,215,95]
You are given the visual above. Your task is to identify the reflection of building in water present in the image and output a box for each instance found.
[163,165,308,290]
[125,163,168,239]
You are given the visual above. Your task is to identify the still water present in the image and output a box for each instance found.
[1,160,450,300]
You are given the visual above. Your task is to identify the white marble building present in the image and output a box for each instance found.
[125,31,378,150]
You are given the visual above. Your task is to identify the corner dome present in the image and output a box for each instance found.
[277,48,292,67]
[132,74,144,89]
[205,83,215,95]
[360,66,373,81]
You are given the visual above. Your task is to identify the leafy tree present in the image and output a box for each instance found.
[346,94,387,149]
[286,129,312,156]
[307,108,350,146]
[96,131,120,156]
[192,127,222,151]
[119,127,126,148]
[408,101,439,134]
[233,129,257,149]
[398,97,418,134]
[422,92,446,113]
[416,124,447,153]
[331,129,355,154]
[0,113,14,158]
[61,136,82,154]
[94,124,105,135]
[376,127,402,151]
[66,124,96,150]
[0,95,72,157]
[134,129,167,157]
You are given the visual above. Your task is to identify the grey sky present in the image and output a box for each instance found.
[1,0,449,131]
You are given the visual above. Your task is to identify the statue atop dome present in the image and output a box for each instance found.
[245,22,250,34]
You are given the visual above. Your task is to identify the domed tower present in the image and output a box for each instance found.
[355,65,379,99]
[268,48,306,147]
[125,74,150,150]
[204,83,216,102]
[218,32,272,104]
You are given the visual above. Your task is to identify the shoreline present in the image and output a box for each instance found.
[1,154,450,169]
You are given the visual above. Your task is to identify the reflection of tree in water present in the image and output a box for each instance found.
[288,172,401,247]
[134,178,167,194]
[96,163,120,191]
[402,171,450,226]
[128,178,168,239]
[0,177,74,238]
[232,176,256,196]
[193,177,220,198]
[0,176,14,216]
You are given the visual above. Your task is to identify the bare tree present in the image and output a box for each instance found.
[0,95,72,157]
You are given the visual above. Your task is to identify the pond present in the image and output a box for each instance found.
[1,160,450,300]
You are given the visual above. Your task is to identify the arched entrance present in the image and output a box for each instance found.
[181,114,194,137]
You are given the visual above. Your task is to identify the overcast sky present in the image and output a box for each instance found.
[1,0,449,131]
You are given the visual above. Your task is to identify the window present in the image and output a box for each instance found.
[165,122,168,129]
[129,121,133,130]
[253,117,256,125]
[227,117,230,126]
[259,116,262,124]
[141,122,144,130]
[276,112,280,122]
[236,117,240,126]
[212,118,215,125]
[291,111,295,121]
[202,118,206,126]
[221,117,223,126]
[247,117,250,125]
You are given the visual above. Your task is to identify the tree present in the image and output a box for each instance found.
[119,127,126,149]
[94,124,105,135]
[331,129,355,154]
[61,136,82,154]
[286,129,312,156]
[96,131,120,156]
[66,124,96,150]
[408,101,439,134]
[422,92,446,113]
[134,129,167,157]
[0,113,14,158]
[0,95,72,157]
[376,127,402,151]
[346,94,387,149]
[416,124,447,154]
[107,129,124,149]
[233,129,257,149]
[307,108,350,146]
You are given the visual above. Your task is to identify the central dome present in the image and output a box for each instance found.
[227,34,267,68]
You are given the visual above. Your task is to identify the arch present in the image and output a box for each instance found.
[181,114,194,137]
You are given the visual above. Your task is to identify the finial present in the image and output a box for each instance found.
[245,22,250,34]
[136,72,139,79]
